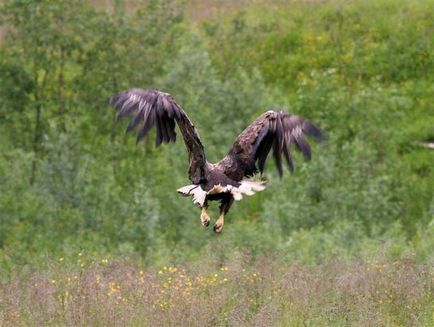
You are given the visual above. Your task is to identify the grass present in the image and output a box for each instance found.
[1,254,433,326]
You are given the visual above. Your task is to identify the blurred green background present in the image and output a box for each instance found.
[0,0,433,270]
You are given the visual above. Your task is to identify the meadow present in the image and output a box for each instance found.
[0,0,433,325]
[2,254,433,326]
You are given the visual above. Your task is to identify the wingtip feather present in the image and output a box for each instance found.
[303,120,323,141]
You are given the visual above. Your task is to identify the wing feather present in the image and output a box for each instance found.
[136,108,154,144]
[126,110,143,132]
[257,131,273,173]
[219,110,322,179]
[272,138,283,176]
[282,141,295,172]
[109,89,207,183]
[155,112,164,146]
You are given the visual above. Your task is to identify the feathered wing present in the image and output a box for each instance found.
[109,89,207,184]
[220,110,322,180]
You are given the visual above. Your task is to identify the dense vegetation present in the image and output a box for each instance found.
[0,0,433,325]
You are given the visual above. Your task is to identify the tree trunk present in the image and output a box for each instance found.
[30,69,48,185]
[111,76,119,178]
[30,103,41,185]
[58,44,66,132]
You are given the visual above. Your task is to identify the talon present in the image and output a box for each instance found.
[213,222,223,233]
[214,214,224,233]
[202,217,210,227]
[200,207,211,227]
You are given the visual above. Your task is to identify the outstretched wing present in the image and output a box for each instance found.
[109,89,207,184]
[219,110,322,180]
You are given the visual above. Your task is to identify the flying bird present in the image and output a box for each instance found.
[109,89,322,232]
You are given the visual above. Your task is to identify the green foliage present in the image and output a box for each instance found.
[0,0,433,270]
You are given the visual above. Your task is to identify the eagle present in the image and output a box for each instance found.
[109,89,322,233]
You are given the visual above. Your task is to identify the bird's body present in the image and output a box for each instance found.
[109,89,322,232]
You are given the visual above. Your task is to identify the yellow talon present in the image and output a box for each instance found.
[214,214,224,233]
[200,207,211,227]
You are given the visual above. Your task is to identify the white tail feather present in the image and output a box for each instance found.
[231,179,266,201]
[177,184,207,206]
[177,179,266,205]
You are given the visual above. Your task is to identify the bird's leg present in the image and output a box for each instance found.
[214,213,225,233]
[200,201,211,227]
[214,195,234,233]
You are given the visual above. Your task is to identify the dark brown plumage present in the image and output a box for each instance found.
[109,89,322,232]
